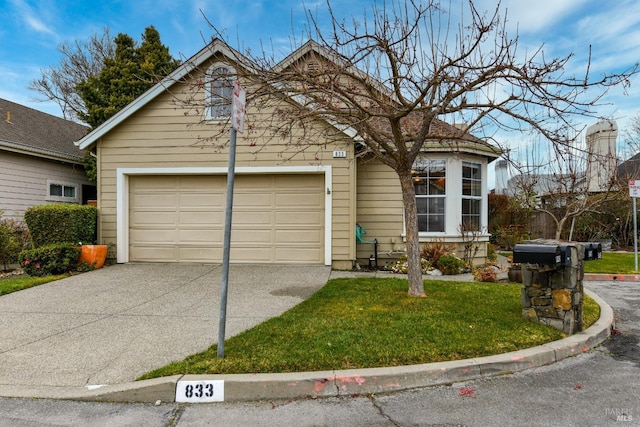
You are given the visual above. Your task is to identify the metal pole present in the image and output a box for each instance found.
[634,197,638,272]
[218,127,237,358]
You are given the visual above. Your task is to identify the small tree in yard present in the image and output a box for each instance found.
[0,212,30,272]
[506,133,619,240]
[198,1,637,296]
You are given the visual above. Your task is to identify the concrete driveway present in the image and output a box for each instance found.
[0,264,330,396]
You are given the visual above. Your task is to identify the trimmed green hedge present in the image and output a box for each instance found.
[18,243,80,276]
[24,204,97,247]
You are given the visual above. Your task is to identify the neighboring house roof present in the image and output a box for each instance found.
[618,152,640,180]
[0,98,88,163]
[507,172,590,199]
[75,38,500,159]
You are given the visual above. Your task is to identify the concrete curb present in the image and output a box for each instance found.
[43,288,612,404]
[584,273,640,282]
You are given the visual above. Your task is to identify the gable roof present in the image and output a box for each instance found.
[0,98,88,163]
[76,39,244,151]
[75,38,500,160]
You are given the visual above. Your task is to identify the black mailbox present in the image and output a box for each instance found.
[513,244,562,268]
[560,244,574,266]
[583,242,603,261]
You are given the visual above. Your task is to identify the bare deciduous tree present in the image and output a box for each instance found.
[193,0,637,296]
[29,27,115,121]
[506,132,617,240]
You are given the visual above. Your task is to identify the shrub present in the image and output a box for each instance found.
[421,239,455,265]
[473,266,498,282]
[0,216,30,271]
[386,255,432,274]
[486,243,497,262]
[437,254,464,275]
[18,243,80,276]
[24,204,97,247]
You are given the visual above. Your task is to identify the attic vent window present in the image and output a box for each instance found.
[205,63,235,120]
[307,62,321,73]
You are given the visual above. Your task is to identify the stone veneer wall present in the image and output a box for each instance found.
[520,244,584,335]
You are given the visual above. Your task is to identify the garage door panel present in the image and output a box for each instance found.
[275,247,323,263]
[179,211,224,225]
[230,247,272,262]
[275,193,322,207]
[232,229,272,243]
[129,174,324,264]
[179,246,219,262]
[178,229,221,243]
[131,229,176,243]
[275,229,322,243]
[130,211,177,225]
[232,211,272,225]
[179,193,223,207]
[133,194,178,208]
[234,193,272,206]
[275,211,323,225]
[130,246,177,261]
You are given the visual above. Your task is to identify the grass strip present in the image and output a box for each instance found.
[583,252,638,274]
[140,278,599,379]
[0,274,69,296]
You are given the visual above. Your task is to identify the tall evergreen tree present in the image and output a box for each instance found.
[77,26,179,129]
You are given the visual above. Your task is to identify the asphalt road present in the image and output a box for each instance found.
[0,280,638,427]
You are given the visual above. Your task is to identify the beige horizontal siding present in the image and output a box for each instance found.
[96,60,356,265]
[356,158,405,264]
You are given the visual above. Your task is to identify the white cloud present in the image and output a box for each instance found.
[9,0,58,38]
[473,0,592,34]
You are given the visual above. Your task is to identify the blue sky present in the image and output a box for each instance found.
[2,0,640,157]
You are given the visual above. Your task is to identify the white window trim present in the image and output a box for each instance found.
[462,161,482,230]
[116,166,333,265]
[204,62,235,122]
[413,157,447,236]
[46,179,80,203]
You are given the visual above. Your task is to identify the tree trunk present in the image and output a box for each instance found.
[555,217,567,240]
[398,170,426,297]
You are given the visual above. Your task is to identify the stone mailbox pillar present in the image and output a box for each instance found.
[514,241,584,335]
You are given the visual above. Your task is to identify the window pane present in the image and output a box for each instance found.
[417,214,428,231]
[50,184,62,196]
[429,198,445,214]
[428,177,445,195]
[414,177,427,195]
[428,214,444,232]
[416,197,428,213]
[63,186,76,198]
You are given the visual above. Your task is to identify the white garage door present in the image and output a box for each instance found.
[129,174,325,263]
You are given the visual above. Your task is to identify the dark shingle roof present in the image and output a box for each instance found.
[0,98,88,163]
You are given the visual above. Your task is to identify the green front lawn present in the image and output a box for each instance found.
[0,274,69,296]
[139,277,600,379]
[584,252,639,274]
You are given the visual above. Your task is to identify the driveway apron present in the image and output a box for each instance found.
[0,264,330,390]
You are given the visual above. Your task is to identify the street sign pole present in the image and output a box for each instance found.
[629,180,640,272]
[635,197,638,272]
[218,81,246,358]
[217,126,236,359]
